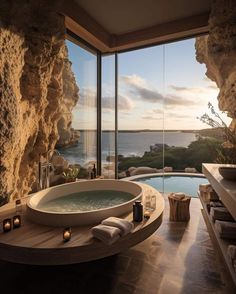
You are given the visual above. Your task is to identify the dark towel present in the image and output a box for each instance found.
[209,190,219,201]
[215,220,236,240]
[210,207,234,222]
[227,245,236,263]
[210,201,223,208]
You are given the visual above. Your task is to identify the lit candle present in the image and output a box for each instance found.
[3,219,12,232]
[144,211,151,220]
[63,227,71,242]
[13,215,21,229]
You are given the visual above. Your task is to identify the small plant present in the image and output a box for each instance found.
[199,102,236,164]
[62,166,80,182]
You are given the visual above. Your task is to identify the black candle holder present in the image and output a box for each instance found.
[13,215,21,229]
[3,219,12,232]
[63,227,71,242]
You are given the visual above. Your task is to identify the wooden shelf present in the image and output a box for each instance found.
[202,164,236,220]
[200,164,236,286]
[0,183,164,265]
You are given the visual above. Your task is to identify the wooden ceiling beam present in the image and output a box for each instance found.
[112,13,210,52]
[61,0,111,50]
[60,1,210,53]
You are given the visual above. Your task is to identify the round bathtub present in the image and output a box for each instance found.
[26,179,142,226]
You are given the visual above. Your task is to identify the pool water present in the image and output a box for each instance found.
[38,190,134,212]
[136,175,208,197]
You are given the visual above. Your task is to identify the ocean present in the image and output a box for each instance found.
[58,131,197,165]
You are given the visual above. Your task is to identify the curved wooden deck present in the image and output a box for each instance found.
[0,183,164,265]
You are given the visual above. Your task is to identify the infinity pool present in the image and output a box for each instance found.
[134,174,208,197]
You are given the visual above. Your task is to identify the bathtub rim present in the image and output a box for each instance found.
[27,179,143,215]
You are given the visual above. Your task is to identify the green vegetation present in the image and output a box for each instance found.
[118,136,223,173]
[62,166,80,181]
[199,103,236,164]
[119,104,236,174]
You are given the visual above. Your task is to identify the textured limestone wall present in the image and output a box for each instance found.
[56,47,80,148]
[0,0,79,202]
[195,0,236,120]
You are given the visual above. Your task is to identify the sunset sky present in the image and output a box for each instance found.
[66,38,231,130]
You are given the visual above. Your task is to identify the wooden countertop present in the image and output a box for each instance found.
[0,183,164,265]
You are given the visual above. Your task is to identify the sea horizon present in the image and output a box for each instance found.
[60,130,200,165]
[75,129,201,133]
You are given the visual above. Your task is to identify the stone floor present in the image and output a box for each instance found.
[1,198,235,294]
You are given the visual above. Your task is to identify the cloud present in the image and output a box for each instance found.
[121,75,200,106]
[134,88,164,103]
[165,112,193,119]
[207,84,218,90]
[169,85,189,91]
[118,95,134,111]
[169,85,206,94]
[75,87,134,112]
[152,109,163,114]
[165,94,197,106]
[120,74,163,103]
[169,81,218,94]
[142,108,194,121]
[203,77,209,82]
[142,115,162,121]
[120,74,147,88]
[102,95,134,111]
[76,88,97,108]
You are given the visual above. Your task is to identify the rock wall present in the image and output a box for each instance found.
[0,0,79,202]
[56,47,80,148]
[195,0,236,120]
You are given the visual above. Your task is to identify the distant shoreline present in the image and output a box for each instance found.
[76,129,200,133]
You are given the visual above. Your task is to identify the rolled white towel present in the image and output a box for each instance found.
[199,184,212,193]
[170,192,186,200]
[91,224,121,245]
[101,217,134,236]
[227,245,236,263]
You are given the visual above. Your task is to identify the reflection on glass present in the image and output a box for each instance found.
[58,39,97,178]
[101,55,116,178]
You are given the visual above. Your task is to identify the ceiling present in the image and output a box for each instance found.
[61,0,211,52]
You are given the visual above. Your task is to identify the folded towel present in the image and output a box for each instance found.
[91,224,121,245]
[207,202,222,213]
[210,207,234,222]
[209,191,219,201]
[210,201,223,208]
[207,203,211,213]
[215,220,236,239]
[227,245,236,263]
[101,217,134,236]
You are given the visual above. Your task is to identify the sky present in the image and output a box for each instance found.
[66,38,231,130]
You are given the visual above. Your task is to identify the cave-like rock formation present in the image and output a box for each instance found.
[195,0,236,121]
[0,0,79,202]
[56,47,80,149]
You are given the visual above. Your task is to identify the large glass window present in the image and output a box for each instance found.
[59,35,231,183]
[163,39,230,174]
[58,38,97,178]
[116,37,231,182]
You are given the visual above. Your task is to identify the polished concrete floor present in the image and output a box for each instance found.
[1,198,235,294]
